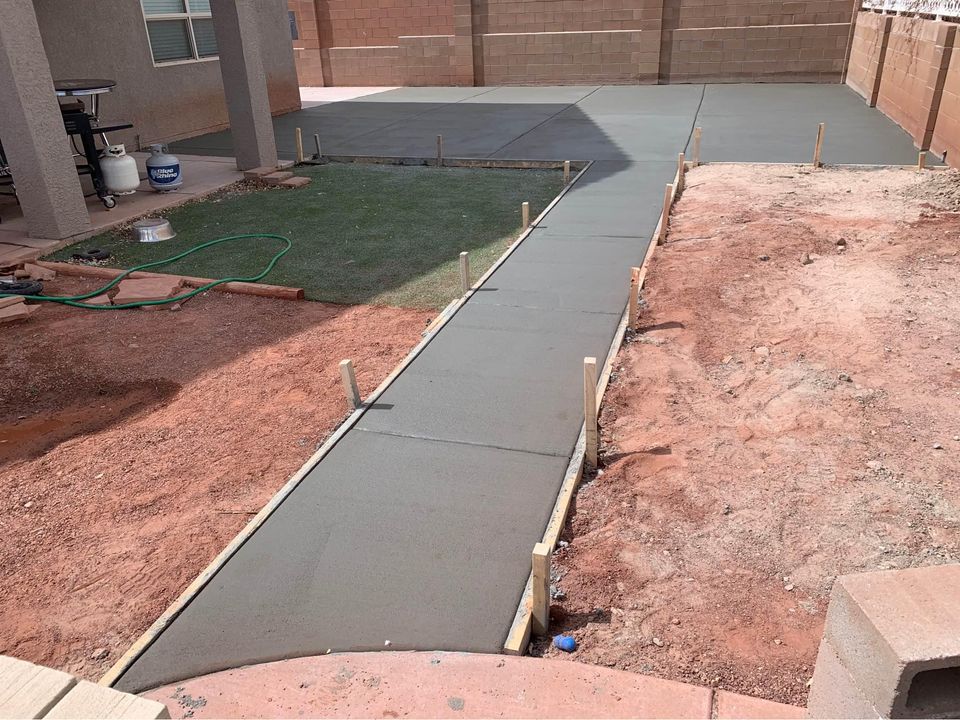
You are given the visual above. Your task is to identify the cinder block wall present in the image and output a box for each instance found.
[847,11,960,165]
[844,11,890,105]
[876,16,955,148]
[932,37,960,161]
[289,0,858,86]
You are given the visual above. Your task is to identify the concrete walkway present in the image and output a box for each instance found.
[115,85,932,693]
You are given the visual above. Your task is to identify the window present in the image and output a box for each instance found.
[289,10,299,41]
[141,0,218,64]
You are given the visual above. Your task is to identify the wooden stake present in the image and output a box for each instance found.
[677,151,686,193]
[918,151,926,171]
[340,359,361,410]
[459,251,470,295]
[522,201,530,229]
[531,542,551,635]
[314,133,322,159]
[657,183,674,246]
[563,160,571,184]
[813,122,825,168]
[437,134,443,167]
[295,127,304,164]
[584,356,598,468]
[628,266,640,330]
[692,126,702,167]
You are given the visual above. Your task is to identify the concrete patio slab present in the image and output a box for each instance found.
[112,84,935,695]
[143,652,722,719]
[0,153,242,264]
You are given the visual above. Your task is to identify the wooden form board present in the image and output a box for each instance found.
[34,262,304,301]
[504,155,682,656]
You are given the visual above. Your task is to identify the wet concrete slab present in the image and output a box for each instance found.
[114,431,569,692]
[116,84,938,693]
[695,84,940,165]
[356,303,621,456]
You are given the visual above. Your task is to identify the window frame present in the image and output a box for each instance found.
[140,1,220,67]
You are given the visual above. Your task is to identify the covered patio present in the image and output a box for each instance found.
[0,0,286,259]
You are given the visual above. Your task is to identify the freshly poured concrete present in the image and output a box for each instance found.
[118,85,933,692]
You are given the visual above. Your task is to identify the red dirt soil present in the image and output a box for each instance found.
[537,165,960,706]
[0,278,430,680]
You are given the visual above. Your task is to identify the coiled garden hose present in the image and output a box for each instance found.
[0,233,292,310]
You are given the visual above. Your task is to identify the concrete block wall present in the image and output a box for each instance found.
[666,22,848,83]
[807,564,960,719]
[932,37,960,162]
[845,11,890,105]
[876,16,955,148]
[478,30,658,85]
[847,11,960,164]
[289,0,858,86]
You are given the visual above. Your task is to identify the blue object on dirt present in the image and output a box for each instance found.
[553,634,576,652]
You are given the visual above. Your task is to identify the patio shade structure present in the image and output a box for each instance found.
[0,0,279,240]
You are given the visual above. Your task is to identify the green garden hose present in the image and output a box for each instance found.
[0,233,292,310]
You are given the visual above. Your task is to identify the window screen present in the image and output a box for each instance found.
[141,0,217,64]
[146,19,193,62]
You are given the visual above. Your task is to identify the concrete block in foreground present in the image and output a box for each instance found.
[807,564,960,719]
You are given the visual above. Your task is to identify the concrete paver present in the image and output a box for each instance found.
[143,652,719,719]
[115,84,934,693]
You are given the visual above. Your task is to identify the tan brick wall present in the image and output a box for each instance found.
[932,30,960,165]
[845,11,890,105]
[478,30,657,84]
[473,0,663,35]
[676,0,850,29]
[666,22,848,82]
[400,35,459,84]
[322,45,403,85]
[289,0,857,86]
[876,16,956,148]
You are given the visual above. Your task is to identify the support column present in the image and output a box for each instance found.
[211,0,278,171]
[452,0,476,86]
[0,0,90,240]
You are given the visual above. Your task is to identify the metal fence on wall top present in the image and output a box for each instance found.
[862,0,960,17]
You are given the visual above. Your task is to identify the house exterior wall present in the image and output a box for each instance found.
[33,0,301,148]
[288,0,857,86]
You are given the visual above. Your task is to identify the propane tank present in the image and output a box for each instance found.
[100,144,140,195]
[146,144,183,191]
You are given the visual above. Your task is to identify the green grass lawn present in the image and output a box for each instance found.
[49,163,563,309]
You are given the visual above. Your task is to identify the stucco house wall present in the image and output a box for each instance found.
[33,0,301,149]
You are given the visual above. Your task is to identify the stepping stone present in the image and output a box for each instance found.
[262,171,294,186]
[279,176,311,188]
[82,294,112,306]
[0,301,39,324]
[112,277,183,305]
[22,263,56,281]
[276,159,296,170]
[242,166,277,180]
